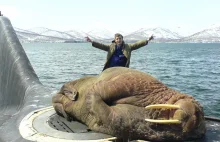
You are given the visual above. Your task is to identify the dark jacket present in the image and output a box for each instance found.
[92,39,149,70]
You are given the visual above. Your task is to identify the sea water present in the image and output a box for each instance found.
[23,43,220,117]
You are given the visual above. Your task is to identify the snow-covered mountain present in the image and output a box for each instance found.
[133,27,182,39]
[28,27,78,40]
[174,26,220,43]
[15,30,67,43]
[65,30,87,39]
[14,27,37,34]
[27,27,50,34]
[15,27,85,43]
[14,26,220,43]
[86,28,114,40]
[123,27,183,42]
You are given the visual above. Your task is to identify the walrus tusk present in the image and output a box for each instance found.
[145,104,180,109]
[145,119,181,124]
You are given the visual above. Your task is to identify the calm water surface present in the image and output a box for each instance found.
[22,43,220,117]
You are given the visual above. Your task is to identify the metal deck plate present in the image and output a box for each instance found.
[19,107,117,142]
[19,106,220,142]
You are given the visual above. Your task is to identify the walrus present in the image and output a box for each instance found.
[52,67,206,141]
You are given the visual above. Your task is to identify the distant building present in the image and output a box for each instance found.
[0,11,3,16]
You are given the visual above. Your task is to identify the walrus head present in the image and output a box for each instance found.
[63,89,78,101]
[145,99,206,140]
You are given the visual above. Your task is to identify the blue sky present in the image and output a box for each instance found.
[1,0,220,35]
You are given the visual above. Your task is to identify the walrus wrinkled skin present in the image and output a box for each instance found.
[52,67,206,141]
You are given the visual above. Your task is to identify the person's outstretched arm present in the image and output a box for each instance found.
[85,36,110,51]
[129,35,154,51]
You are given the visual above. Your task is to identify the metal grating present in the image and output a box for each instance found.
[48,113,91,133]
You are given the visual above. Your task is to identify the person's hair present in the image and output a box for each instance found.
[115,33,123,39]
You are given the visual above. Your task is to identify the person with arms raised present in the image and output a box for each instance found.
[86,33,154,71]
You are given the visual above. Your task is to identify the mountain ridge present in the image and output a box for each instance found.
[15,26,220,43]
